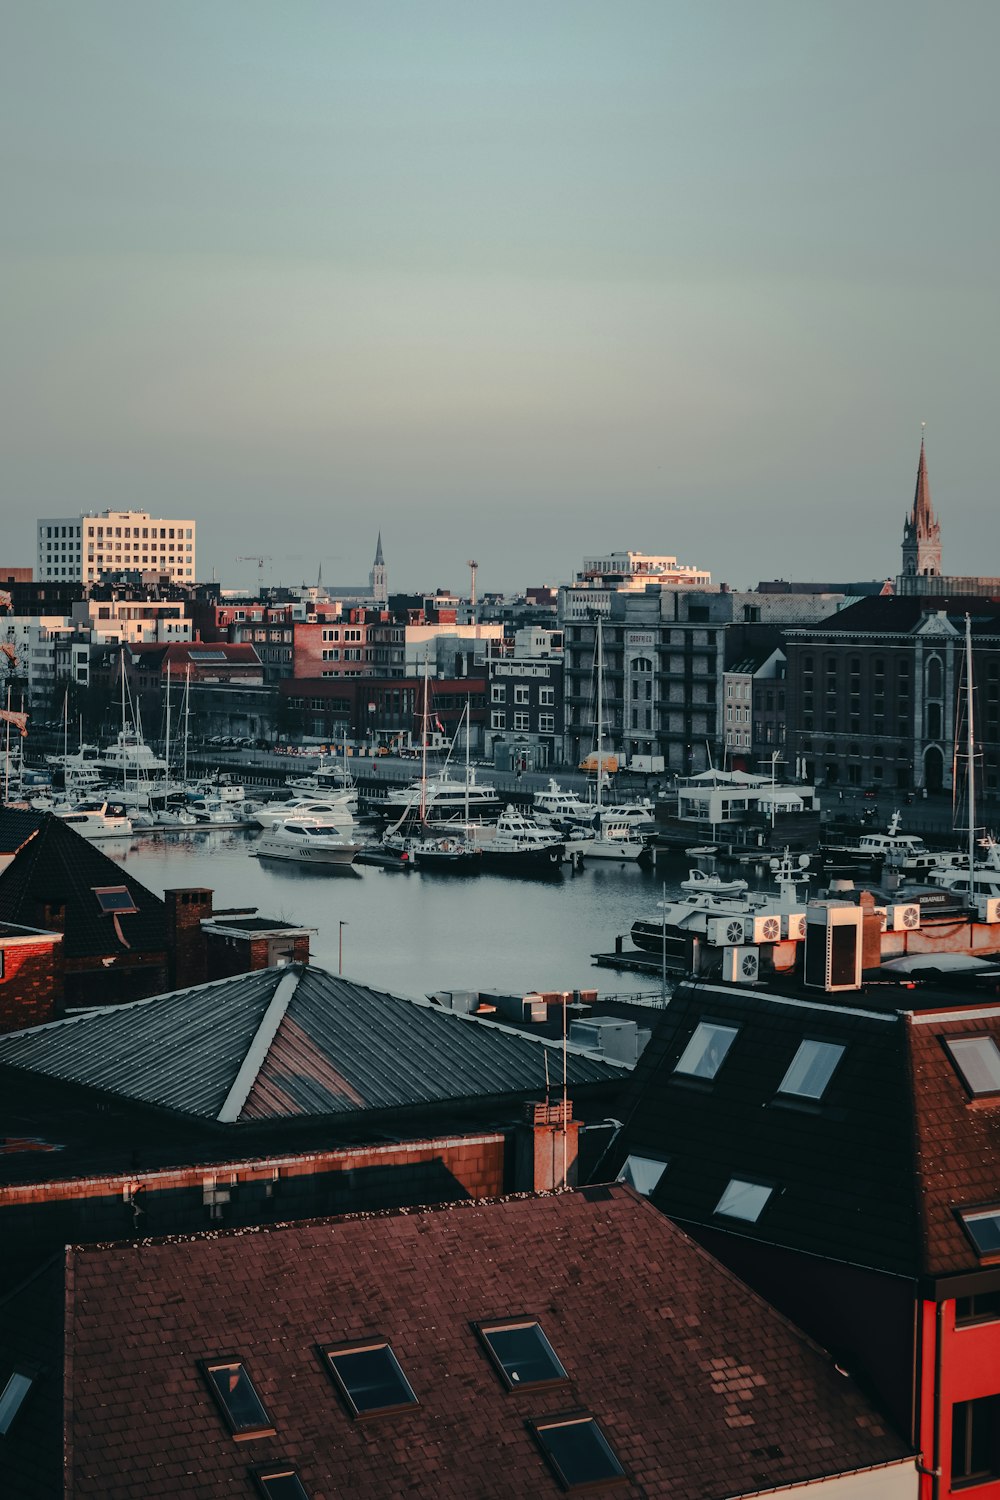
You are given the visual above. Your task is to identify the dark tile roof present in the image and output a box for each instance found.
[0,807,45,858]
[0,811,168,960]
[0,964,626,1124]
[789,595,1000,637]
[0,1189,912,1499]
[594,981,923,1275]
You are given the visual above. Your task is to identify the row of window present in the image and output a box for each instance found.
[201,1321,625,1493]
[492,712,556,733]
[675,1021,846,1100]
[492,686,557,705]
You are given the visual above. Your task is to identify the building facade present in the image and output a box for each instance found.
[37,510,197,585]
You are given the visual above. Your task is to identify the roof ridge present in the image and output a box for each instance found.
[216,966,303,1122]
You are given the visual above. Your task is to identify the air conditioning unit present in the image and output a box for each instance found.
[708,916,751,947]
[977,897,1000,924]
[804,904,863,992]
[782,911,807,941]
[747,913,783,945]
[722,945,760,983]
[890,904,921,932]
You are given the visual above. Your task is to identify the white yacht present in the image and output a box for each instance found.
[254,797,355,833]
[286,758,356,796]
[56,801,134,839]
[532,779,595,826]
[565,820,648,863]
[630,851,811,960]
[378,769,502,825]
[254,820,361,867]
[97,731,168,778]
[469,808,565,872]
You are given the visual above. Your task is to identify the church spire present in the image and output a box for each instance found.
[370,531,387,604]
[374,531,384,567]
[901,424,942,578]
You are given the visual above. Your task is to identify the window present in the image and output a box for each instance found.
[715,1179,773,1223]
[514,686,530,705]
[93,885,138,916]
[491,711,506,730]
[0,1370,32,1435]
[539,714,555,734]
[476,1320,567,1389]
[253,1469,310,1499]
[321,1342,417,1417]
[201,1359,275,1438]
[617,1155,667,1197]
[956,1290,1000,1326]
[945,1036,1000,1097]
[778,1040,845,1100]
[514,712,530,731]
[674,1022,739,1080]
[491,685,505,703]
[540,687,554,706]
[530,1414,626,1491]
[952,1395,1000,1485]
[961,1209,1000,1258]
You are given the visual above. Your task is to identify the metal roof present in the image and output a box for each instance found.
[0,965,625,1123]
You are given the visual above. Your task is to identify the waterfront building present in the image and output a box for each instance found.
[487,635,564,771]
[36,509,196,585]
[722,645,787,772]
[784,596,1000,793]
[595,967,1000,1500]
[280,673,487,751]
[0,1185,915,1498]
[562,586,844,775]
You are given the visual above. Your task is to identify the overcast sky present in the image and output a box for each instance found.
[2,2,998,595]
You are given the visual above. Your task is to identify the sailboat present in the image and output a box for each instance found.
[381,664,482,869]
[566,617,648,863]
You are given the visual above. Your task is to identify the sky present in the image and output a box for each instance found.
[2,1,998,596]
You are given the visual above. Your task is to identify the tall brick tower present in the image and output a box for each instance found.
[901,427,942,577]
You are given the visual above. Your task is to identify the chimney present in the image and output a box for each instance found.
[165,888,213,989]
[515,1100,580,1193]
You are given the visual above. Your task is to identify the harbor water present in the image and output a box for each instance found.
[105,826,700,999]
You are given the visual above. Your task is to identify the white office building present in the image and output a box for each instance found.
[37,510,196,585]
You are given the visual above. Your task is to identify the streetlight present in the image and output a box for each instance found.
[338,920,348,976]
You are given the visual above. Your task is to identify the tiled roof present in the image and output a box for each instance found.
[0,1188,912,1499]
[597,981,1000,1284]
[908,1005,1000,1278]
[0,965,625,1123]
[0,811,167,960]
[790,595,1000,636]
[595,981,922,1275]
[0,807,45,858]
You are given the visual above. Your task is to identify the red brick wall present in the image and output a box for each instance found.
[165,888,213,989]
[0,939,63,1034]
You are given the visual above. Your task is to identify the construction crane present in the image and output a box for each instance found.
[236,555,272,595]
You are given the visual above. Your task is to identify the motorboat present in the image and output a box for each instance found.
[929,839,1000,899]
[820,812,926,872]
[254,820,361,867]
[630,849,810,960]
[154,801,198,828]
[469,808,565,873]
[680,868,749,896]
[532,779,595,826]
[285,757,356,796]
[378,769,502,826]
[55,800,134,839]
[97,730,168,778]
[565,821,648,863]
[254,797,355,832]
[187,796,246,826]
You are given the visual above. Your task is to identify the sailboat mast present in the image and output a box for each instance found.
[164,661,172,796]
[966,614,976,903]
[596,616,603,816]
[183,665,191,783]
[419,651,429,824]
[464,700,470,824]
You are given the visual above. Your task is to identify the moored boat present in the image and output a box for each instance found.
[254,820,361,867]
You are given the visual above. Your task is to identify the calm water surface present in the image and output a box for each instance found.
[106,828,700,999]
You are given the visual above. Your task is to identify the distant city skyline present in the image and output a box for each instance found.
[3,2,998,595]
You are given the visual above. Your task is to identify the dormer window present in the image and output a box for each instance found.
[944,1036,1000,1098]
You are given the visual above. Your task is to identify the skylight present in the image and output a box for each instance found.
[617,1155,667,1197]
[477,1321,567,1389]
[945,1036,1000,1096]
[715,1179,773,1223]
[961,1209,1000,1258]
[530,1414,626,1490]
[0,1371,32,1435]
[674,1022,739,1080]
[778,1040,845,1100]
[189,649,228,661]
[93,885,138,916]
[201,1360,275,1438]
[254,1470,310,1500]
[322,1342,417,1417]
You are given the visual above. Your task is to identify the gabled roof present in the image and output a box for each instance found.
[0,964,625,1123]
[596,980,1000,1284]
[594,981,921,1275]
[789,595,1000,637]
[0,1189,912,1499]
[0,811,167,959]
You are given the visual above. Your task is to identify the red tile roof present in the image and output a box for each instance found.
[1,1187,913,1498]
[909,1005,1000,1276]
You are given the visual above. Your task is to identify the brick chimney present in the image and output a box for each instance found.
[515,1100,580,1193]
[165,888,213,990]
